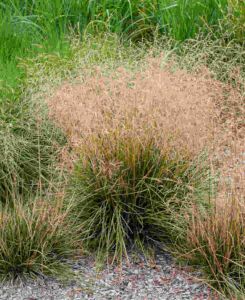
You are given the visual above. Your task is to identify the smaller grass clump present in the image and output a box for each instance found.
[0,195,79,281]
[0,100,66,203]
[70,131,210,263]
[177,187,245,296]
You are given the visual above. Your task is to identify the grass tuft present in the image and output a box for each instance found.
[177,187,245,296]
[70,130,210,263]
[0,195,79,281]
[0,100,66,204]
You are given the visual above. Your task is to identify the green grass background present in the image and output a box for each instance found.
[1,0,244,103]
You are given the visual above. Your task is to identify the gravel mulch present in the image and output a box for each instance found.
[0,252,221,300]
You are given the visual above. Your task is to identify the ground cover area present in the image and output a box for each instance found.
[0,1,244,299]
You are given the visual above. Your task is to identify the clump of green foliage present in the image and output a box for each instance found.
[0,100,65,204]
[0,195,79,281]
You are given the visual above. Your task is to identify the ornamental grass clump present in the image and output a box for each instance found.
[181,184,245,296]
[49,56,244,296]
[71,130,210,262]
[0,195,79,281]
[193,201,244,293]
[0,100,65,204]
